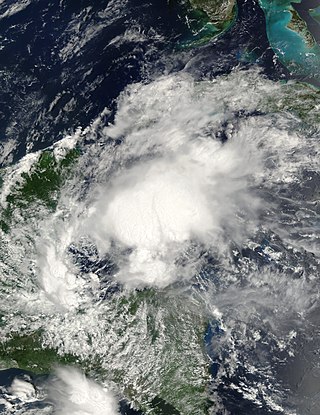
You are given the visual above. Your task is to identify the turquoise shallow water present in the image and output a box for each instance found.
[310,5,320,22]
[259,0,320,81]
[1,1,320,414]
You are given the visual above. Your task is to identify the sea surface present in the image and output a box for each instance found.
[0,1,319,414]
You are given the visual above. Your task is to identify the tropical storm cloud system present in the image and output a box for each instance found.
[0,0,319,414]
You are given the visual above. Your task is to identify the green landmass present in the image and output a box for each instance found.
[0,331,78,373]
[0,148,80,233]
[176,0,237,48]
[0,289,211,415]
[259,0,320,81]
[190,0,236,30]
[265,81,320,124]
[0,330,189,415]
[287,9,316,48]
[106,290,211,415]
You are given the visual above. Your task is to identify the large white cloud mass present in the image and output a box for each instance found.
[32,70,315,295]
[88,136,260,287]
[81,72,280,288]
[48,367,119,415]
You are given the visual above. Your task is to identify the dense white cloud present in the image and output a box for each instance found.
[9,377,36,401]
[48,367,119,415]
[87,136,261,287]
[32,70,317,293]
[83,72,274,288]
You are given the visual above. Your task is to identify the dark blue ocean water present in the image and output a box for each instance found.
[0,1,312,414]
[293,0,320,43]
[0,0,288,165]
[0,0,189,162]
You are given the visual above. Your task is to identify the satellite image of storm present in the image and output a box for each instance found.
[0,0,319,414]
